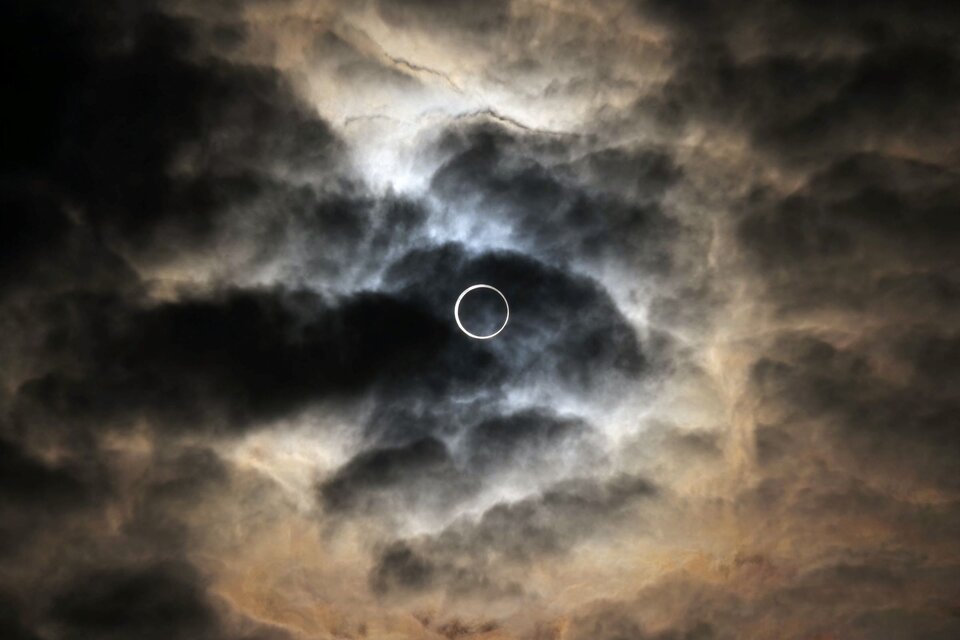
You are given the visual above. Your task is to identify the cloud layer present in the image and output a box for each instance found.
[2,0,958,638]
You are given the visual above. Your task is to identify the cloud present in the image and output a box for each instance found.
[0,436,98,559]
[1,0,958,637]
[48,561,291,640]
[738,153,960,273]
[49,562,220,640]
[749,331,960,491]
[383,243,646,393]
[634,0,960,165]
[369,473,657,599]
[429,124,681,271]
[11,287,451,433]
[374,0,512,34]
[320,436,471,515]
[2,0,343,290]
[462,409,600,475]
[0,593,42,640]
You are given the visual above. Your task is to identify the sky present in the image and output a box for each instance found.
[2,1,959,639]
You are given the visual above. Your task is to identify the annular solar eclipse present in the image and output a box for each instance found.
[454,284,510,340]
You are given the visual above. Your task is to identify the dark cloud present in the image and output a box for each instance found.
[9,235,643,436]
[264,191,430,283]
[48,561,290,640]
[0,438,89,508]
[0,190,138,301]
[462,409,598,474]
[720,151,960,387]
[384,242,645,395]
[645,46,960,163]
[370,474,656,599]
[0,439,285,639]
[731,139,960,499]
[635,0,960,164]
[2,0,342,281]
[430,125,681,272]
[0,593,41,640]
[640,0,960,47]
[320,408,605,522]
[320,436,471,515]
[739,153,960,271]
[49,562,219,640]
[749,332,960,491]
[370,541,440,595]
[0,436,100,559]
[11,286,450,433]
[436,473,655,561]
[612,1,960,637]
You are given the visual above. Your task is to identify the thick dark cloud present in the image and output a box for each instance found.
[11,287,450,433]
[8,233,643,437]
[0,3,416,634]
[0,593,41,640]
[49,563,219,640]
[728,116,960,498]
[0,191,138,301]
[2,0,341,288]
[48,561,290,640]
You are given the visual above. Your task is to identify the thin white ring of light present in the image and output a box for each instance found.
[454,284,510,340]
